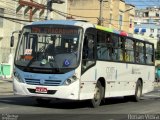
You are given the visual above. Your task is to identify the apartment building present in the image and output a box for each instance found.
[135,6,160,24]
[67,0,135,33]
[134,6,160,49]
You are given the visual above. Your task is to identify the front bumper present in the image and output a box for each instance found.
[13,78,80,100]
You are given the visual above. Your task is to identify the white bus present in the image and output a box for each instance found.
[11,20,155,107]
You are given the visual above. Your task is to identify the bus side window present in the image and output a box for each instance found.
[146,44,154,64]
[120,37,125,61]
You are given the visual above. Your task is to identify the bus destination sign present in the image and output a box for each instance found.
[31,27,78,35]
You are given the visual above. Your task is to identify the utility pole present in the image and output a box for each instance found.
[98,0,103,25]
[45,0,65,20]
[98,0,108,26]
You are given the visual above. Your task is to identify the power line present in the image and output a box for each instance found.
[53,9,134,23]
[6,18,27,25]
[0,15,32,22]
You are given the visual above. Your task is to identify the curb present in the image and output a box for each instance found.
[154,82,160,87]
[0,79,13,83]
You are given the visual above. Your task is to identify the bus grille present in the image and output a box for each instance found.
[24,78,62,86]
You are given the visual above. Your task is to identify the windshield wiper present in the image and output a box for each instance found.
[49,58,62,73]
[24,56,36,71]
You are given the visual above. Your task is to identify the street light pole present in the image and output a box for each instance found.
[45,0,65,20]
[98,0,103,25]
[98,0,108,26]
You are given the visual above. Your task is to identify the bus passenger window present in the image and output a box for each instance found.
[135,52,140,63]
[146,44,154,64]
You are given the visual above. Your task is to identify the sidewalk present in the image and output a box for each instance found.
[0,78,13,95]
[154,82,160,88]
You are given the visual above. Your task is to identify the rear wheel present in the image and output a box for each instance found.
[90,81,104,108]
[132,81,142,102]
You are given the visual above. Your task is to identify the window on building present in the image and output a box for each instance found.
[156,13,159,17]
[110,13,112,24]
[150,29,154,33]
[130,19,132,28]
[119,15,123,27]
[144,12,149,17]
[0,8,4,28]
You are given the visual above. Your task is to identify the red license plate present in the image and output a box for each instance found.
[35,87,48,93]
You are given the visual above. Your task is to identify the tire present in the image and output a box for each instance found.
[90,81,104,108]
[36,98,51,105]
[132,81,142,102]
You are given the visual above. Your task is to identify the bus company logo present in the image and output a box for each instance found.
[132,67,141,74]
[40,79,45,85]
[106,67,116,80]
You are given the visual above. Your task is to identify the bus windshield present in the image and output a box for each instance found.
[15,25,82,73]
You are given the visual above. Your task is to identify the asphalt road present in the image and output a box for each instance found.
[0,89,160,120]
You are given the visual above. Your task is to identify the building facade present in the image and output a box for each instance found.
[134,6,160,49]
[67,0,135,33]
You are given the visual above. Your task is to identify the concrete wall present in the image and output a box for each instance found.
[67,0,99,24]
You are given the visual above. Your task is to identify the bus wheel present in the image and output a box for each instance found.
[132,81,142,102]
[36,98,51,105]
[90,81,104,108]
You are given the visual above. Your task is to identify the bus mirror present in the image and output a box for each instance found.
[10,36,14,47]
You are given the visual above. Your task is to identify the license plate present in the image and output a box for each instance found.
[35,87,48,93]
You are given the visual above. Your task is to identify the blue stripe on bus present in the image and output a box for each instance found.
[15,67,75,85]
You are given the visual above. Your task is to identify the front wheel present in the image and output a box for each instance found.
[90,81,104,108]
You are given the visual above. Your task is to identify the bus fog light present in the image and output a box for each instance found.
[65,79,72,85]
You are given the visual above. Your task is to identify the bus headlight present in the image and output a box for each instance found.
[63,75,78,85]
[14,72,24,83]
